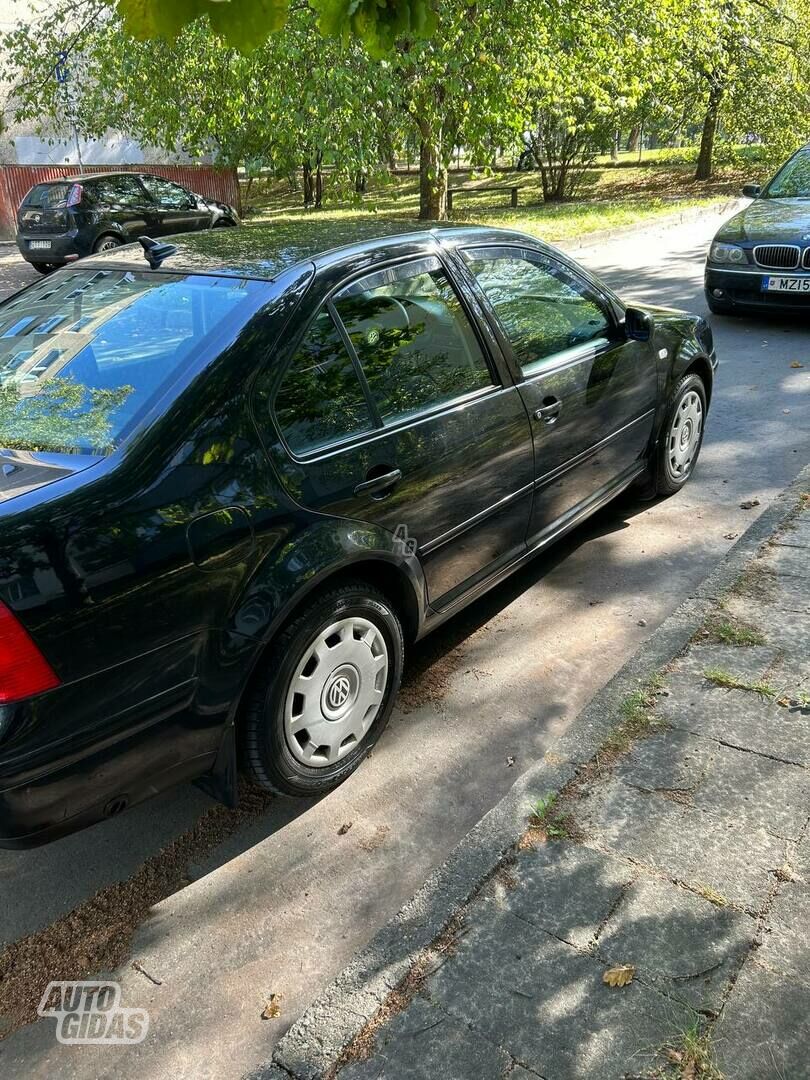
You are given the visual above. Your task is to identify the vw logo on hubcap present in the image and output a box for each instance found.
[328,676,351,710]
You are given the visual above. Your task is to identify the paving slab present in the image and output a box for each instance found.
[594,876,753,1011]
[425,905,692,1080]
[491,842,634,950]
[338,996,512,1080]
[613,727,715,793]
[714,961,810,1080]
[760,542,810,579]
[575,778,785,910]
[674,643,781,682]
[659,674,810,766]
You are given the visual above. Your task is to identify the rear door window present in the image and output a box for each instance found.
[274,309,373,454]
[88,175,150,208]
[0,268,271,455]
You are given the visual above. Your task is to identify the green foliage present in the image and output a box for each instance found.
[702,668,776,698]
[311,0,436,56]
[0,378,133,454]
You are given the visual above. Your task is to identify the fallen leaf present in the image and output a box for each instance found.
[724,532,738,540]
[637,619,647,627]
[739,499,760,510]
[603,964,635,988]
[506,756,516,767]
[666,1049,684,1064]
[337,822,353,836]
[262,994,282,1020]
[790,361,804,368]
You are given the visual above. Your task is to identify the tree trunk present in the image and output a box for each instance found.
[610,131,619,161]
[302,159,314,207]
[314,149,323,209]
[418,133,447,220]
[626,125,640,152]
[695,83,723,181]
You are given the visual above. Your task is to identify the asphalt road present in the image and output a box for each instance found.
[1,212,809,1079]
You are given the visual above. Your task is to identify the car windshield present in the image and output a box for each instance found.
[764,152,810,198]
[0,268,269,455]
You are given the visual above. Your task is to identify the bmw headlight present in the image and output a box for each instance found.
[709,242,747,265]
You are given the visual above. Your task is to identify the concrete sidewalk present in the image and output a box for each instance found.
[270,467,810,1080]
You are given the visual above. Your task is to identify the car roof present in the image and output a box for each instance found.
[77,219,548,282]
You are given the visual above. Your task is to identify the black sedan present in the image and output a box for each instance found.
[16,171,240,273]
[705,142,810,314]
[0,221,716,847]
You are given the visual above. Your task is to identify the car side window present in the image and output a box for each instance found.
[140,176,196,210]
[461,247,612,376]
[274,309,374,455]
[89,175,148,209]
[332,256,493,425]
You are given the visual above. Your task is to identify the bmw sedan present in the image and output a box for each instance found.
[0,221,716,847]
[16,171,240,274]
[705,142,810,314]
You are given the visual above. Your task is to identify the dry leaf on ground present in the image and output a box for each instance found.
[602,964,635,987]
[262,994,282,1019]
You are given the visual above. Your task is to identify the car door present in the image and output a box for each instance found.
[458,244,658,545]
[139,175,209,236]
[261,252,536,608]
[87,175,159,242]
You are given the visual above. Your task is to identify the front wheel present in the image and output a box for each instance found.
[242,581,404,796]
[642,373,707,498]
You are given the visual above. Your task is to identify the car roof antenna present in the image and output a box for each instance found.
[138,235,178,270]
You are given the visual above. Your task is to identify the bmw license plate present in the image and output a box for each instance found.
[762,275,810,293]
[29,240,51,250]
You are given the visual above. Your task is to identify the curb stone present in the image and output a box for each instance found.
[264,460,810,1080]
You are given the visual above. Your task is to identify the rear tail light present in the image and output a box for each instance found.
[0,601,60,704]
[65,183,83,208]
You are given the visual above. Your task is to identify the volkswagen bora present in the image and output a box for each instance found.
[0,221,716,847]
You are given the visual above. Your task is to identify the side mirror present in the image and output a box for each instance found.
[742,183,761,198]
[625,306,654,343]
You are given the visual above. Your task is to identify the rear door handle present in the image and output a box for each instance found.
[534,398,562,424]
[354,468,402,498]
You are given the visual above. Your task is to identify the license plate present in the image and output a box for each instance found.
[28,240,51,250]
[762,275,810,293]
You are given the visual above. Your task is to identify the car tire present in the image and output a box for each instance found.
[30,262,61,275]
[93,235,122,253]
[243,581,404,797]
[644,373,707,498]
[213,218,235,228]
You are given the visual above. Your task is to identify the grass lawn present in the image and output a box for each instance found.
[240,159,761,246]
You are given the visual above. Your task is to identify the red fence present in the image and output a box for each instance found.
[0,164,241,239]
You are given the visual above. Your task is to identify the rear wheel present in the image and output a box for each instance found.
[243,581,404,796]
[30,262,61,275]
[93,234,121,253]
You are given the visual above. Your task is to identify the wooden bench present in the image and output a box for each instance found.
[446,185,520,212]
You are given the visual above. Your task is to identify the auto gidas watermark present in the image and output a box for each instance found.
[38,981,149,1045]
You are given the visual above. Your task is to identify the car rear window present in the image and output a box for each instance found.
[0,268,270,455]
[22,183,72,209]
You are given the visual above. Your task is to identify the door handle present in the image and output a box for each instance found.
[534,398,562,424]
[354,468,402,498]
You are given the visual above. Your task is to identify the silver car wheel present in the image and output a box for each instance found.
[666,389,703,481]
[284,616,389,768]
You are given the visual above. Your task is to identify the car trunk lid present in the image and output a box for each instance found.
[0,449,101,504]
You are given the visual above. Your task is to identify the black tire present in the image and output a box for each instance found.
[213,217,235,228]
[30,262,61,275]
[645,373,707,498]
[243,581,404,797]
[93,234,122,254]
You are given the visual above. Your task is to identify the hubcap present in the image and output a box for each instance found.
[667,390,703,480]
[284,617,389,768]
[98,239,119,251]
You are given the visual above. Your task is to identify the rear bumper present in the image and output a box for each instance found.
[705,266,810,311]
[15,230,84,264]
